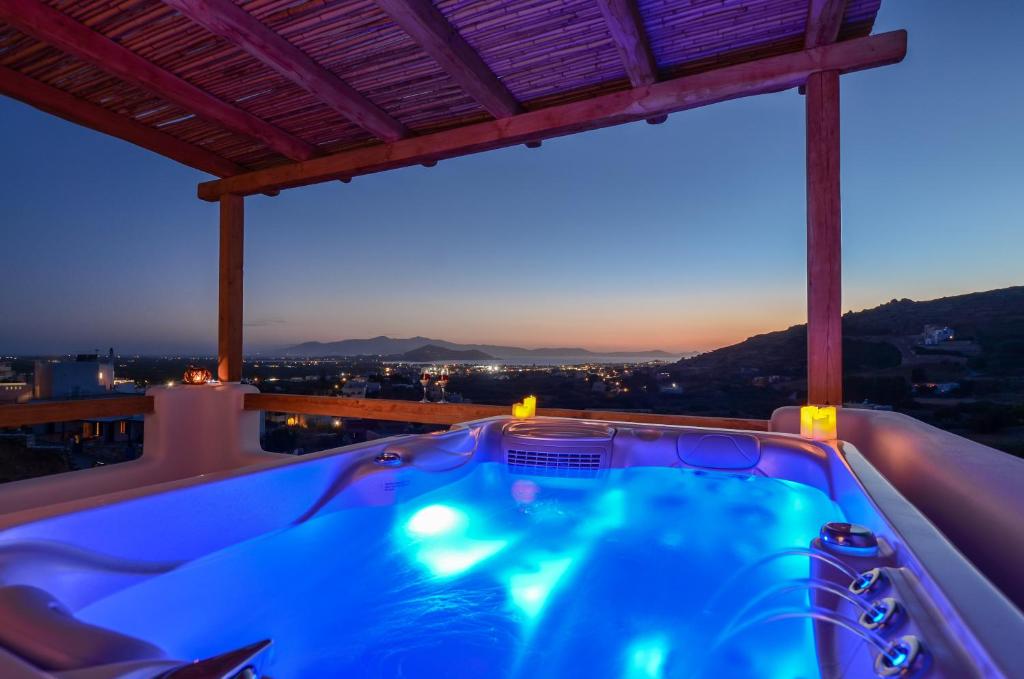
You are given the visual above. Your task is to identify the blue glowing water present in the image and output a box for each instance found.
[78,463,844,678]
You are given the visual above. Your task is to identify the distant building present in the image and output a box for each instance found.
[921,325,955,345]
[341,379,368,399]
[113,381,144,395]
[0,362,14,380]
[659,382,684,396]
[911,382,961,396]
[0,382,31,404]
[33,349,115,399]
[845,400,895,412]
[79,415,144,443]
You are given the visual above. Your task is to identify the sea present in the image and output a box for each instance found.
[387,355,688,367]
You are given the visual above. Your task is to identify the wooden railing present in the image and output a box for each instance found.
[0,393,769,432]
[0,396,155,428]
[243,394,770,431]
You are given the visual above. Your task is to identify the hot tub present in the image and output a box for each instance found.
[0,417,1020,678]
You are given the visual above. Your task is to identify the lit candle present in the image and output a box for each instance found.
[800,405,837,440]
[523,395,537,417]
[512,396,537,418]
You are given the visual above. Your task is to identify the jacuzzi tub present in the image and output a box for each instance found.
[0,417,1020,678]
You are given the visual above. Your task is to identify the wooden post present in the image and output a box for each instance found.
[806,70,842,405]
[218,194,244,382]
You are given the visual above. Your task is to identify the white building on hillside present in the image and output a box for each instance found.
[33,349,116,399]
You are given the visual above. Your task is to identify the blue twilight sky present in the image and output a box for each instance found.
[1,0,1022,356]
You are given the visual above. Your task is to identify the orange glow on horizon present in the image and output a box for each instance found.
[243,300,805,355]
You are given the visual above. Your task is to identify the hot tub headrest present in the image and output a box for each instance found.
[0,585,166,671]
[677,432,761,469]
[0,540,181,610]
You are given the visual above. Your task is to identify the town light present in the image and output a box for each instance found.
[800,405,837,440]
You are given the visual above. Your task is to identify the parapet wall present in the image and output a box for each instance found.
[0,383,280,528]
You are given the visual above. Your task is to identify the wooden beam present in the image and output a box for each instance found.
[0,0,318,161]
[160,0,408,142]
[198,31,906,200]
[375,0,522,118]
[806,70,842,405]
[596,0,658,87]
[0,396,154,428]
[242,393,771,431]
[805,0,849,48]
[218,194,244,382]
[0,66,242,177]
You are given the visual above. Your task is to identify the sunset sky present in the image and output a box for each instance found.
[1,0,1022,355]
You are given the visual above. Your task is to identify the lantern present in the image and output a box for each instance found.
[182,365,212,385]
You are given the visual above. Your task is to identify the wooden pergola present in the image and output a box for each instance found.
[0,0,906,421]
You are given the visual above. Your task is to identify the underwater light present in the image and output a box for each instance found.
[402,504,506,577]
[507,557,573,619]
[406,504,465,537]
[417,540,507,577]
[625,636,669,679]
[511,479,539,503]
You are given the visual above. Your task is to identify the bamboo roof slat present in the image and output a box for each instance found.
[0,0,885,176]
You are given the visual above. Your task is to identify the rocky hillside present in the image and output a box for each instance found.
[682,286,1024,376]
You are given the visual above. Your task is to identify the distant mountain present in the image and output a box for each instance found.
[678,286,1024,375]
[399,345,494,361]
[280,335,680,359]
[283,336,436,357]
